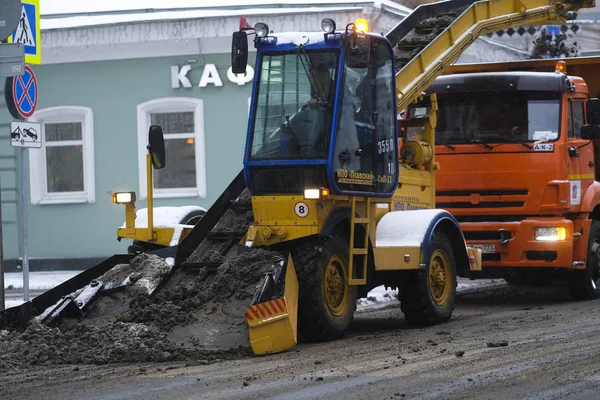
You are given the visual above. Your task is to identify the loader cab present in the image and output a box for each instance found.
[236,20,398,198]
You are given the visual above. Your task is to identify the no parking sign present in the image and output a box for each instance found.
[4,64,37,120]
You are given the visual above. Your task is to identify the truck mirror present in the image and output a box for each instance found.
[232,31,249,74]
[587,98,600,125]
[148,125,166,170]
[581,125,600,140]
[347,34,370,69]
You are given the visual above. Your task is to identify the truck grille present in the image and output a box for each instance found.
[436,189,528,210]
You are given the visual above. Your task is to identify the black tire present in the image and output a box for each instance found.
[568,220,600,300]
[400,234,457,326]
[293,235,357,342]
[178,209,206,226]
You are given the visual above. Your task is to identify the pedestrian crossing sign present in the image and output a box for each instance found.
[7,0,41,65]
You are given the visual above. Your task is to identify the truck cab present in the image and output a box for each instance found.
[428,58,600,297]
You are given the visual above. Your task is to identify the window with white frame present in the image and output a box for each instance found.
[29,106,95,204]
[137,98,206,198]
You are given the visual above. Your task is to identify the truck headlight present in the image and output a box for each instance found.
[534,227,566,241]
[112,191,136,204]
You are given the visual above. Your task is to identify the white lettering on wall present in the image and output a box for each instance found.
[227,65,254,85]
[171,65,192,88]
[199,64,224,87]
[170,64,254,88]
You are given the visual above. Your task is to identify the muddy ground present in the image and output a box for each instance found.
[2,281,600,399]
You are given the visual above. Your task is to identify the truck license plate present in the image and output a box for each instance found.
[471,244,496,254]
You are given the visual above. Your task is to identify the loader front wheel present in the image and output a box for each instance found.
[400,234,456,326]
[294,236,356,342]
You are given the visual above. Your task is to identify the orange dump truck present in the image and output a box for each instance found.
[426,56,600,298]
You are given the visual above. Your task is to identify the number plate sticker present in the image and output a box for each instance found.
[294,202,309,218]
[470,244,496,254]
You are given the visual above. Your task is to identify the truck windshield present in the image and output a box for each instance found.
[248,50,339,161]
[435,91,561,144]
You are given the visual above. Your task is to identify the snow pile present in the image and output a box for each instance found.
[119,206,205,229]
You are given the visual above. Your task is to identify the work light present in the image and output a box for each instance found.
[321,18,336,34]
[254,22,269,37]
[112,192,136,204]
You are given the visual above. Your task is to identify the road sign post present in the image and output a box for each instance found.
[19,147,30,301]
[5,62,40,303]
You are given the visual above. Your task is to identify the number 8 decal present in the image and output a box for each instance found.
[295,202,309,218]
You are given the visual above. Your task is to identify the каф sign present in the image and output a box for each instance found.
[171,64,254,88]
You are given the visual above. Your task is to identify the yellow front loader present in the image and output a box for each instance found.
[227,0,593,355]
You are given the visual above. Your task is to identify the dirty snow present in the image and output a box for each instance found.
[5,268,505,312]
[376,209,446,247]
[119,206,205,229]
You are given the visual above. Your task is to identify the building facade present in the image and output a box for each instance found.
[0,0,411,270]
[3,0,599,271]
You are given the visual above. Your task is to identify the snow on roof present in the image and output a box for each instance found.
[40,0,411,30]
[41,7,363,30]
[41,0,376,15]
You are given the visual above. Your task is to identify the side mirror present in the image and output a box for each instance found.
[232,31,249,74]
[346,34,370,69]
[587,98,600,125]
[148,125,166,170]
[581,125,600,140]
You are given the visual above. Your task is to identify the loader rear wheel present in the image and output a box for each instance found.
[400,234,456,326]
[294,236,356,342]
[568,220,600,300]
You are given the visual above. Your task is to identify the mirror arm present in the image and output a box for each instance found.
[146,148,155,241]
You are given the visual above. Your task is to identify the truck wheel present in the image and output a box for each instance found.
[179,209,206,226]
[293,235,357,342]
[400,234,457,326]
[568,220,600,300]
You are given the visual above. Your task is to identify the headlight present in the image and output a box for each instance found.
[321,18,336,34]
[254,22,269,37]
[304,187,330,200]
[112,191,136,204]
[534,227,566,241]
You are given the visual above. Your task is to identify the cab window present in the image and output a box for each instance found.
[568,100,585,139]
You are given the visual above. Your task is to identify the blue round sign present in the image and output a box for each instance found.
[11,65,38,118]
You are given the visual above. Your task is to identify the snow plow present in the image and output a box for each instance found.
[0,0,594,357]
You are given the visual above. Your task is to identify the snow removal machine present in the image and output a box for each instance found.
[0,0,594,356]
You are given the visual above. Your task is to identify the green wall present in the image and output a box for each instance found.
[5,53,256,261]
[0,101,19,262]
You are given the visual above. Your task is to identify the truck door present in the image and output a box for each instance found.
[333,38,397,195]
[567,98,595,207]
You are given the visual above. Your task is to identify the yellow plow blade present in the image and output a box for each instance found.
[246,253,298,355]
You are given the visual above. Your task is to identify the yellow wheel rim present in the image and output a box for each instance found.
[429,249,451,306]
[324,254,349,316]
